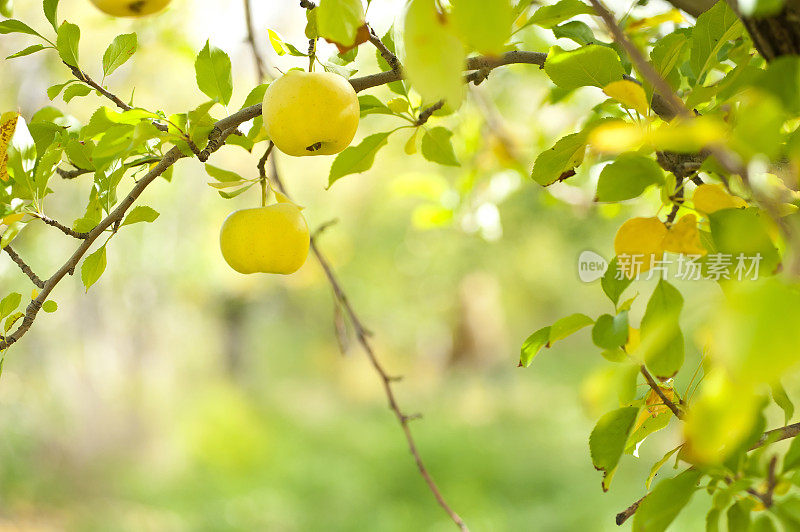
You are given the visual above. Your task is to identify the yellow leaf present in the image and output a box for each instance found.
[2,213,25,225]
[603,80,649,115]
[627,10,684,31]
[588,121,646,153]
[404,129,419,155]
[662,214,707,256]
[0,111,19,183]
[693,183,747,214]
[613,216,667,276]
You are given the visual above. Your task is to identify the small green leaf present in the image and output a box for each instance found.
[47,80,74,101]
[646,445,682,490]
[4,311,23,333]
[589,406,639,491]
[552,21,596,46]
[102,33,137,77]
[6,44,47,60]
[690,1,743,83]
[315,0,364,48]
[0,19,45,39]
[63,83,91,103]
[328,131,392,187]
[772,381,794,425]
[601,257,633,306]
[519,326,550,367]
[195,40,233,106]
[56,21,80,67]
[43,0,60,32]
[633,469,703,532]
[596,153,664,202]
[526,0,593,29]
[550,313,593,342]
[641,279,684,379]
[0,292,22,319]
[544,45,625,91]
[784,435,800,473]
[42,300,57,313]
[81,245,107,292]
[531,131,586,186]
[727,500,751,532]
[205,163,243,183]
[121,206,159,227]
[421,127,459,166]
[592,312,629,349]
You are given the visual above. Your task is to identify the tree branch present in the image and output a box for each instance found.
[243,0,267,82]
[2,245,45,289]
[34,214,90,239]
[640,365,684,419]
[268,156,469,531]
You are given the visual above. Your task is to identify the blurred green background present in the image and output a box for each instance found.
[0,1,766,530]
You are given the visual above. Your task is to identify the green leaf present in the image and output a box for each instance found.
[328,131,392,187]
[755,57,800,114]
[727,500,751,532]
[751,514,778,532]
[550,313,593,342]
[358,95,393,116]
[519,313,593,367]
[0,0,12,18]
[589,406,639,491]
[633,469,703,532]
[47,80,74,101]
[402,0,466,109]
[0,19,45,39]
[591,312,629,349]
[121,206,159,227]
[81,245,107,292]
[42,300,57,313]
[6,44,47,60]
[241,83,268,110]
[195,40,233,106]
[63,83,91,103]
[596,153,664,202]
[0,292,21,319]
[646,445,681,490]
[641,279,684,379]
[4,312,23,333]
[102,33,137,77]
[205,163,243,183]
[450,0,513,55]
[552,21,596,46]
[531,131,586,186]
[601,257,633,307]
[43,0,59,32]
[544,45,625,91]
[710,279,800,385]
[519,326,550,368]
[772,381,794,425]
[526,0,593,29]
[34,144,63,200]
[315,0,364,48]
[784,435,800,473]
[709,208,780,277]
[690,1,743,83]
[56,21,80,67]
[421,126,459,166]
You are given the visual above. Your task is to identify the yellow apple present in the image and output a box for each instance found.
[262,70,359,157]
[89,0,171,17]
[220,203,310,275]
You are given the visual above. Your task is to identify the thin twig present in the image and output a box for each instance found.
[616,495,644,525]
[2,245,45,289]
[34,214,90,239]
[242,0,266,82]
[640,366,684,419]
[416,100,444,126]
[270,159,469,530]
[367,24,401,72]
[240,3,468,526]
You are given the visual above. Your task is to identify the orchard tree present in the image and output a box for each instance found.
[2,0,800,530]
